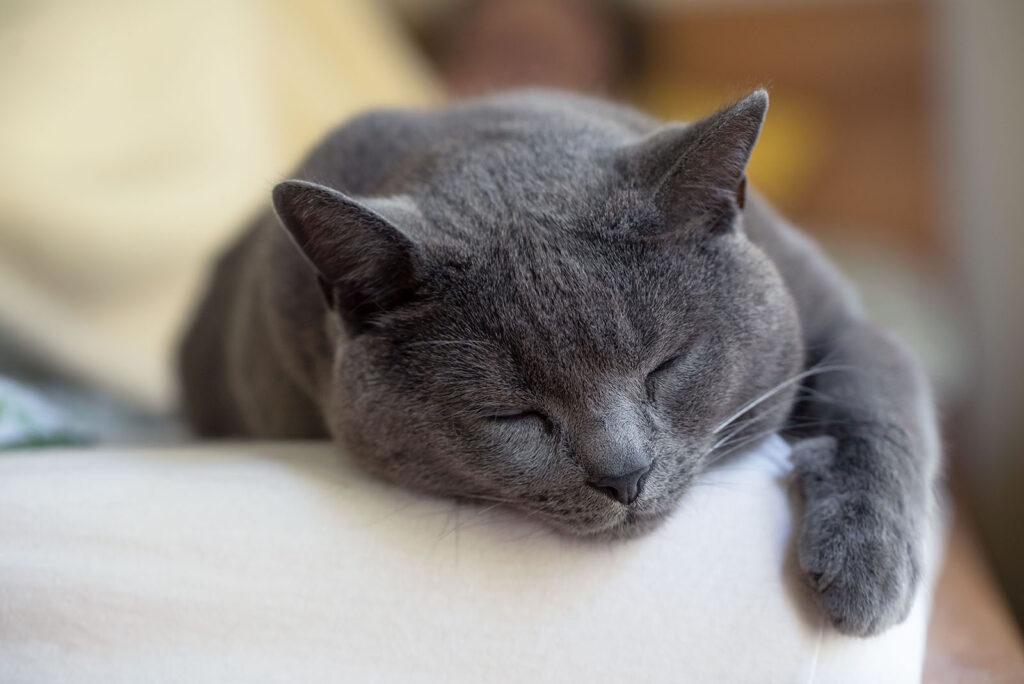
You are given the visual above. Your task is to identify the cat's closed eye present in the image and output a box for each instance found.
[487,408,536,420]
[645,354,683,401]
[485,409,554,434]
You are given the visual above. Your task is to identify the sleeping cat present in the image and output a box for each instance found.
[179,90,939,636]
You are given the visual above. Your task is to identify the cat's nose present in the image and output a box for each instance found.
[587,465,650,505]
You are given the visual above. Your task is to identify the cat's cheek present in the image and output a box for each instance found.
[483,423,558,469]
[648,392,707,436]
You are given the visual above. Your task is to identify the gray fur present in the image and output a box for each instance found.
[178,89,939,636]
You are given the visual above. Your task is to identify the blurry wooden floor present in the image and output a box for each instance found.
[925,512,1024,683]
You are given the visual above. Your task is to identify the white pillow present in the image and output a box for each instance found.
[0,436,940,683]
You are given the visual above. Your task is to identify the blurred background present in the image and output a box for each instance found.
[0,0,1020,634]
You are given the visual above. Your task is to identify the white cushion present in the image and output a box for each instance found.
[0,436,939,683]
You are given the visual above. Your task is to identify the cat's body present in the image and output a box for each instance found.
[180,90,939,636]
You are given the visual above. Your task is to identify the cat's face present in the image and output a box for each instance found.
[275,90,804,537]
[329,225,801,537]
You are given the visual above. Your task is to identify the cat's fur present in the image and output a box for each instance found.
[179,90,939,636]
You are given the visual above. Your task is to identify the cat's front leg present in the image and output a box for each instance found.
[792,432,924,636]
[741,195,939,635]
[787,324,937,636]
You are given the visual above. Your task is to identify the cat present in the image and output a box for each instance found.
[178,89,940,636]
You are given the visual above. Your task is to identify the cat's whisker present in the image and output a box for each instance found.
[790,386,868,413]
[709,394,822,451]
[706,417,851,467]
[435,502,506,542]
[792,386,839,403]
[455,494,550,523]
[711,410,777,450]
[458,493,521,506]
[722,416,846,449]
[712,363,860,435]
[689,481,743,492]
[707,430,775,460]
[704,434,774,466]
[710,417,844,457]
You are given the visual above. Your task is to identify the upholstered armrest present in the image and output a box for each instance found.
[0,436,941,683]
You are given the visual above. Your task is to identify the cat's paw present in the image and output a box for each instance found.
[792,436,921,637]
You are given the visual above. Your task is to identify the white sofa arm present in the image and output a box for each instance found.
[0,436,940,683]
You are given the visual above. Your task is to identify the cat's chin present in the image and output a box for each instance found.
[544,507,674,541]
[602,509,674,539]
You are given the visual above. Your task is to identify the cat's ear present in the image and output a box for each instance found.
[622,89,767,232]
[272,180,423,333]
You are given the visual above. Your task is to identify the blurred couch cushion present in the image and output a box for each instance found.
[0,0,438,408]
[0,436,941,683]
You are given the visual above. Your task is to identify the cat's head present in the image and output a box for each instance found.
[273,90,804,537]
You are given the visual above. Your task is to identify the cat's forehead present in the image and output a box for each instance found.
[401,120,741,373]
[421,232,691,372]
[416,127,622,225]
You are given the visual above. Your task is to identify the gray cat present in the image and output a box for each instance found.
[179,89,939,636]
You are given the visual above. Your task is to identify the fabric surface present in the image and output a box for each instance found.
[0,436,941,683]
